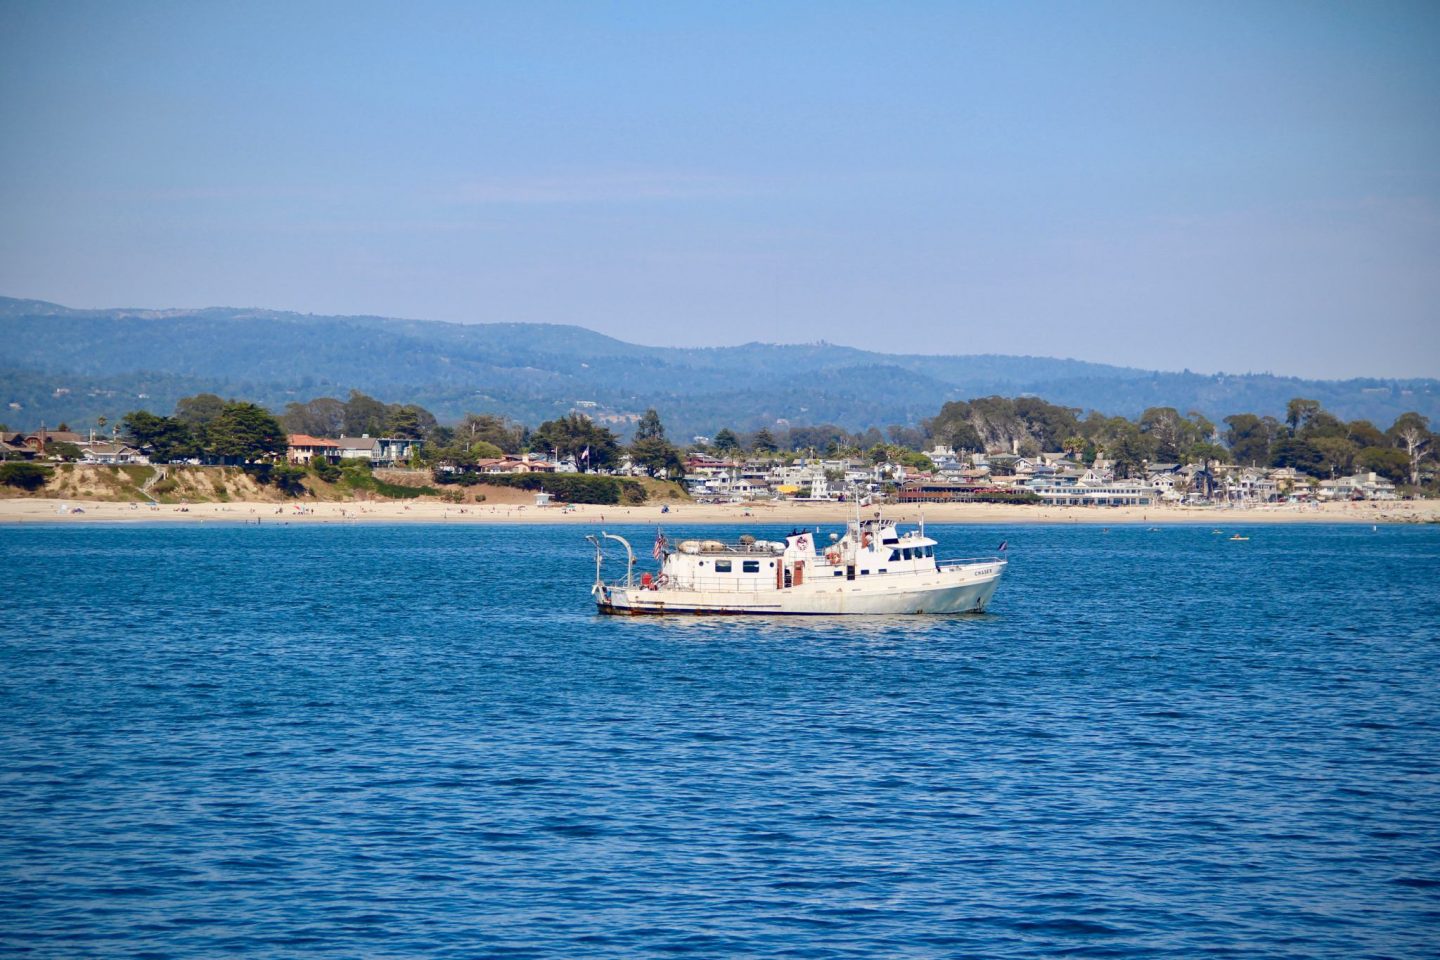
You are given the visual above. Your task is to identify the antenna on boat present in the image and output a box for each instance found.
[598,531,636,588]
[585,534,603,593]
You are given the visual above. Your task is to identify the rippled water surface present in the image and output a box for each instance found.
[3,522,1439,958]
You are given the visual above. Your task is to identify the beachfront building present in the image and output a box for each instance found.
[472,454,557,474]
[1031,479,1155,507]
[15,430,84,455]
[924,445,965,473]
[1317,472,1399,501]
[77,440,145,464]
[1237,468,1280,503]
[332,436,421,466]
[287,434,341,464]
[0,434,32,459]
[897,480,998,503]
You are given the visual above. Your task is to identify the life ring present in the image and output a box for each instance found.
[825,549,840,564]
[656,573,669,588]
[796,534,809,551]
[861,532,872,548]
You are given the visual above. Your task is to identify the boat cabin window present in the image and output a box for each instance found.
[925,546,934,557]
[902,548,913,560]
[742,560,760,573]
[715,560,732,573]
[889,549,901,561]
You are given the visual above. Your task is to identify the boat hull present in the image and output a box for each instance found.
[596,562,1005,616]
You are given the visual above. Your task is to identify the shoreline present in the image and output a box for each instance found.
[2,497,1436,526]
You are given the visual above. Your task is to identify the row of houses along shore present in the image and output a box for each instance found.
[3,430,424,468]
[679,445,1401,506]
[6,431,1402,505]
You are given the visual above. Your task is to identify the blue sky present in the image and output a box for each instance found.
[2,0,1436,378]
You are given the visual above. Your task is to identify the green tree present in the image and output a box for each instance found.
[281,397,346,436]
[897,449,936,471]
[270,465,309,496]
[1357,446,1410,485]
[47,441,84,461]
[1310,436,1359,476]
[439,438,504,467]
[712,428,741,453]
[1347,420,1387,450]
[1224,414,1280,466]
[630,436,685,478]
[123,411,196,463]
[1139,407,1186,462]
[455,413,524,453]
[174,393,227,431]
[532,413,620,471]
[866,444,933,471]
[1298,410,1347,442]
[1286,398,1321,432]
[626,409,682,477]
[787,423,850,455]
[938,421,983,453]
[886,424,927,450]
[385,404,432,440]
[310,456,342,482]
[0,462,51,490]
[1013,397,1082,451]
[205,402,288,463]
[1104,422,1155,479]
[634,408,666,442]
[1184,441,1229,465]
[750,428,778,453]
[1270,437,1325,476]
[342,390,389,436]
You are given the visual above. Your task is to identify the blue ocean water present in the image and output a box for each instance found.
[2,521,1438,958]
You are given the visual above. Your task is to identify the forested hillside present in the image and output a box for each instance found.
[3,297,1435,435]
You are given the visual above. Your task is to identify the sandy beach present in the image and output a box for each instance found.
[2,496,1436,526]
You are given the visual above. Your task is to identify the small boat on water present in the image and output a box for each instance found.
[1228,534,1250,541]
[588,514,1007,616]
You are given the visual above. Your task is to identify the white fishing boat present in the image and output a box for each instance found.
[588,514,1006,616]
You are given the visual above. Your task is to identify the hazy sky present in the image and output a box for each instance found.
[2,1,1437,378]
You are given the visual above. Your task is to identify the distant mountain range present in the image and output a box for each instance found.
[2,296,1436,437]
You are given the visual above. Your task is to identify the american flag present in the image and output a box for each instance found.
[653,529,668,560]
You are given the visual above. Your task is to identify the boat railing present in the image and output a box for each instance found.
[612,576,762,594]
[937,556,1007,569]
[674,541,786,556]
